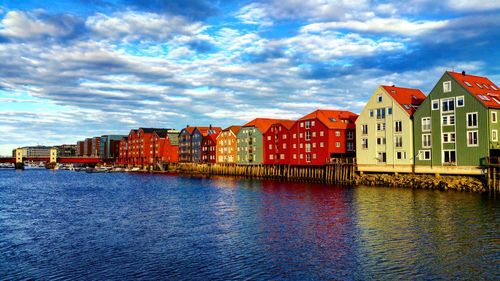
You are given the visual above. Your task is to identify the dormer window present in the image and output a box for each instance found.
[478,94,490,101]
[491,85,498,91]
[464,81,472,87]
[475,82,483,89]
[443,81,452,92]
[483,84,490,90]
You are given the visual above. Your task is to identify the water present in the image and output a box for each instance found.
[0,170,498,280]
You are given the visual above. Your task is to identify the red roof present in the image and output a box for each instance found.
[275,120,296,130]
[243,118,295,133]
[196,126,222,136]
[448,71,500,109]
[204,133,219,143]
[381,85,426,116]
[183,127,196,134]
[298,110,358,129]
[222,125,242,135]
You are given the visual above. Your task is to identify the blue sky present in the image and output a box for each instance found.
[1,0,500,155]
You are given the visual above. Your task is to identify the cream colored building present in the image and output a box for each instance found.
[356,85,426,173]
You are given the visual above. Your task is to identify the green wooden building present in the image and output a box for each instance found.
[413,71,500,174]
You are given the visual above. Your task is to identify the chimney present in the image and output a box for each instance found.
[462,70,466,76]
[209,124,212,129]
[187,125,190,128]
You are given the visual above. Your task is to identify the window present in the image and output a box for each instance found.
[396,151,406,160]
[305,121,310,129]
[335,131,340,137]
[422,117,431,132]
[347,142,354,151]
[493,130,498,142]
[320,142,324,148]
[377,94,382,102]
[376,108,386,119]
[370,110,374,117]
[377,123,386,131]
[347,131,354,139]
[477,94,490,101]
[300,122,304,128]
[312,132,316,137]
[293,133,296,139]
[320,131,324,137]
[306,131,311,140]
[300,143,303,148]
[312,153,317,159]
[432,100,439,110]
[377,152,386,163]
[492,85,498,91]
[305,143,311,152]
[362,139,368,149]
[464,81,472,87]
[300,133,303,139]
[467,112,478,128]
[443,81,452,92]
[300,154,303,159]
[457,96,464,107]
[394,121,402,132]
[422,134,431,148]
[283,134,287,139]
[492,112,497,123]
[443,150,456,164]
[361,125,368,135]
[293,143,296,149]
[306,154,311,162]
[475,82,483,89]
[283,143,287,149]
[395,136,403,148]
[388,107,392,115]
[442,98,455,112]
[467,131,478,146]
[377,137,386,145]
[442,115,455,126]
[442,133,456,143]
[336,142,340,148]
[293,154,297,159]
[311,121,315,126]
[419,150,431,160]
[312,142,316,148]
[269,154,274,160]
[267,136,271,141]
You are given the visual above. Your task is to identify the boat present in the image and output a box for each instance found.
[24,162,46,169]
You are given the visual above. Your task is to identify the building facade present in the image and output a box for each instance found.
[216,126,241,163]
[413,71,500,174]
[289,110,358,165]
[151,130,180,164]
[356,85,426,172]
[179,126,221,163]
[201,133,219,163]
[263,120,295,165]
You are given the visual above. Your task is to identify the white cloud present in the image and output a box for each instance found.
[0,10,77,39]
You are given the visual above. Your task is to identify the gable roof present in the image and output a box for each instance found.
[381,85,426,116]
[272,120,296,130]
[195,126,222,136]
[448,71,500,109]
[223,125,242,135]
[298,110,358,129]
[243,118,295,133]
[203,133,219,144]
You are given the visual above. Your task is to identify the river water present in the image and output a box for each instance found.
[0,170,498,280]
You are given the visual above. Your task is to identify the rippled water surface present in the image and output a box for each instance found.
[0,170,498,280]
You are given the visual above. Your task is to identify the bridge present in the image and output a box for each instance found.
[0,148,101,169]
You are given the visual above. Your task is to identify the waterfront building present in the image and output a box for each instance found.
[151,130,180,164]
[216,126,241,164]
[356,85,426,173]
[91,137,101,157]
[263,120,296,165]
[20,146,54,157]
[127,129,139,166]
[76,141,84,156]
[237,118,293,165]
[84,138,92,156]
[179,126,222,163]
[99,135,125,161]
[290,110,358,165]
[117,136,129,165]
[413,71,500,174]
[201,133,219,163]
[55,144,77,157]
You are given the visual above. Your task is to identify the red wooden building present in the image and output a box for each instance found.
[263,120,296,165]
[201,133,219,163]
[127,129,139,165]
[290,110,358,165]
[117,136,128,165]
[151,130,180,164]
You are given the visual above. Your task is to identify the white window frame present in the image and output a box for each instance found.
[492,130,498,142]
[422,134,432,148]
[442,132,456,143]
[467,130,479,147]
[466,112,478,128]
[422,117,431,132]
[419,150,431,160]
[457,96,464,107]
[432,100,439,110]
[492,112,497,123]
[443,81,452,93]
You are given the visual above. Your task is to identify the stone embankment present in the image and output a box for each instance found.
[354,173,485,192]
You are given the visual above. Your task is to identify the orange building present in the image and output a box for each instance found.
[216,125,241,163]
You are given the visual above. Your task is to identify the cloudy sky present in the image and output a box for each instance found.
[1,0,499,155]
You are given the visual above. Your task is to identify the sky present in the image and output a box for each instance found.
[1,0,500,155]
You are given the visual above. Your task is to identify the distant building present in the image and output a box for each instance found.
[84,138,92,156]
[76,141,84,156]
[91,137,101,157]
[19,146,54,157]
[179,126,222,163]
[99,135,125,161]
[201,133,219,163]
[263,120,296,165]
[55,144,77,157]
